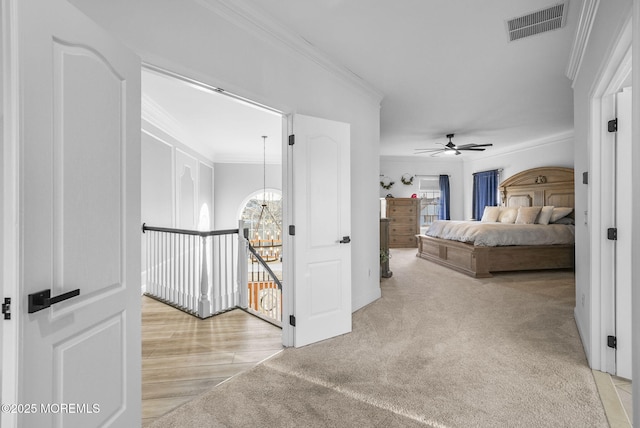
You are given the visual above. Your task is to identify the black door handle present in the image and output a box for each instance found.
[339,236,351,244]
[28,289,80,313]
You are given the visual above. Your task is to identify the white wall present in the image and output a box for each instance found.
[141,120,215,290]
[462,134,574,218]
[71,0,383,312]
[571,0,632,369]
[214,162,282,230]
[379,156,464,220]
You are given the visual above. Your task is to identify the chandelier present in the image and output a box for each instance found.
[250,136,282,262]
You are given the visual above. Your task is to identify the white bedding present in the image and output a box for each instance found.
[424,220,575,247]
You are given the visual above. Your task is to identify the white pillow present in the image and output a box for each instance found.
[550,207,573,223]
[536,206,555,225]
[498,207,518,224]
[515,206,542,224]
[480,206,501,222]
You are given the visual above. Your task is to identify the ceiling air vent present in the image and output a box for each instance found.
[506,2,568,42]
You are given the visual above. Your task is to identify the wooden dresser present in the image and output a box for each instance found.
[385,198,419,248]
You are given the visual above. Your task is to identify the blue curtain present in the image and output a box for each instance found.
[472,170,499,220]
[438,175,450,220]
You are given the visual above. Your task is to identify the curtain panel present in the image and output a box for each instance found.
[438,175,450,220]
[472,170,499,220]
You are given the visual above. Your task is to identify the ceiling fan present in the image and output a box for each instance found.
[414,133,493,157]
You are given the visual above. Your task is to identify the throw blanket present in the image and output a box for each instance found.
[425,220,575,247]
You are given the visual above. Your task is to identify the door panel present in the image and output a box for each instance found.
[2,0,141,426]
[292,114,351,347]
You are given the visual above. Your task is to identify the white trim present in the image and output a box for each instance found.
[566,0,600,84]
[193,0,384,104]
[281,115,294,347]
[586,14,632,374]
[631,2,640,425]
[1,0,20,426]
[141,93,188,145]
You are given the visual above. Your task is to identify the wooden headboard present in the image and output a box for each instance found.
[499,167,574,209]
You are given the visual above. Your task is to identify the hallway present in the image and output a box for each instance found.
[141,296,282,426]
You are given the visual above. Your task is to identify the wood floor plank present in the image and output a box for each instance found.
[141,296,283,421]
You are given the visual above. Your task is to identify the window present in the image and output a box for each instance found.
[418,177,441,227]
[240,191,282,262]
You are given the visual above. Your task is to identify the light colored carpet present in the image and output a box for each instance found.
[150,248,608,427]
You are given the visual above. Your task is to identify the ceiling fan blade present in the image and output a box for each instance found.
[429,150,445,157]
[458,147,486,151]
[455,143,493,149]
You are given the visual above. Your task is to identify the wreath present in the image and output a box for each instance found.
[380,176,394,190]
[401,174,414,185]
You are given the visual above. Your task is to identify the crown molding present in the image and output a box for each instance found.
[141,93,189,144]
[194,0,384,104]
[464,130,575,163]
[566,0,600,82]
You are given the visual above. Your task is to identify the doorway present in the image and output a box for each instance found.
[140,66,286,421]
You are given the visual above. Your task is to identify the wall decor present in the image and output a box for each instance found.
[401,173,414,185]
[380,176,394,189]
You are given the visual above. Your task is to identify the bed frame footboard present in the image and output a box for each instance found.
[417,235,574,278]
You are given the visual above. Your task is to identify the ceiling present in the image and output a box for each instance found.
[237,0,579,157]
[142,69,283,164]
[84,0,581,162]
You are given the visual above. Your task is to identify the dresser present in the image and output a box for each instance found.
[385,198,419,248]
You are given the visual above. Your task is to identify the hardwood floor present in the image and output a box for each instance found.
[142,296,283,426]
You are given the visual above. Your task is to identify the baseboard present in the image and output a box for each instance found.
[574,306,591,367]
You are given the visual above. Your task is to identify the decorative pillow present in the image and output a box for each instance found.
[552,216,575,225]
[550,207,573,223]
[498,207,518,224]
[536,206,555,225]
[480,206,501,222]
[515,206,542,224]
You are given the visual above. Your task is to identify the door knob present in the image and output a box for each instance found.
[28,289,80,313]
[339,236,351,244]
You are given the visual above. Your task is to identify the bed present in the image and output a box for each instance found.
[417,167,575,278]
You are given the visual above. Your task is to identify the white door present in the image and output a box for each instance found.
[614,87,632,380]
[2,0,141,426]
[290,114,351,347]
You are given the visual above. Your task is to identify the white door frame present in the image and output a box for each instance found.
[140,64,294,346]
[588,14,631,374]
[1,0,21,416]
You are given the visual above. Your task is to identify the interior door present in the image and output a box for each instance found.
[2,0,141,426]
[290,114,351,347]
[614,87,632,380]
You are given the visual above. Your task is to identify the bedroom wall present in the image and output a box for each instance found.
[379,156,464,220]
[461,134,574,218]
[571,0,632,370]
[214,162,282,230]
[71,0,383,312]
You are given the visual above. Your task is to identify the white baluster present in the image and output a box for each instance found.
[198,235,211,318]
[238,221,249,309]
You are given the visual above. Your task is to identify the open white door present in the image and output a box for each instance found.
[615,87,632,380]
[290,114,351,348]
[2,0,141,426]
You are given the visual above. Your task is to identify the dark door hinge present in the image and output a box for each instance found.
[2,298,11,320]
[608,119,618,133]
[607,335,617,349]
[288,134,295,145]
[289,225,295,236]
[289,315,296,327]
[607,228,617,241]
